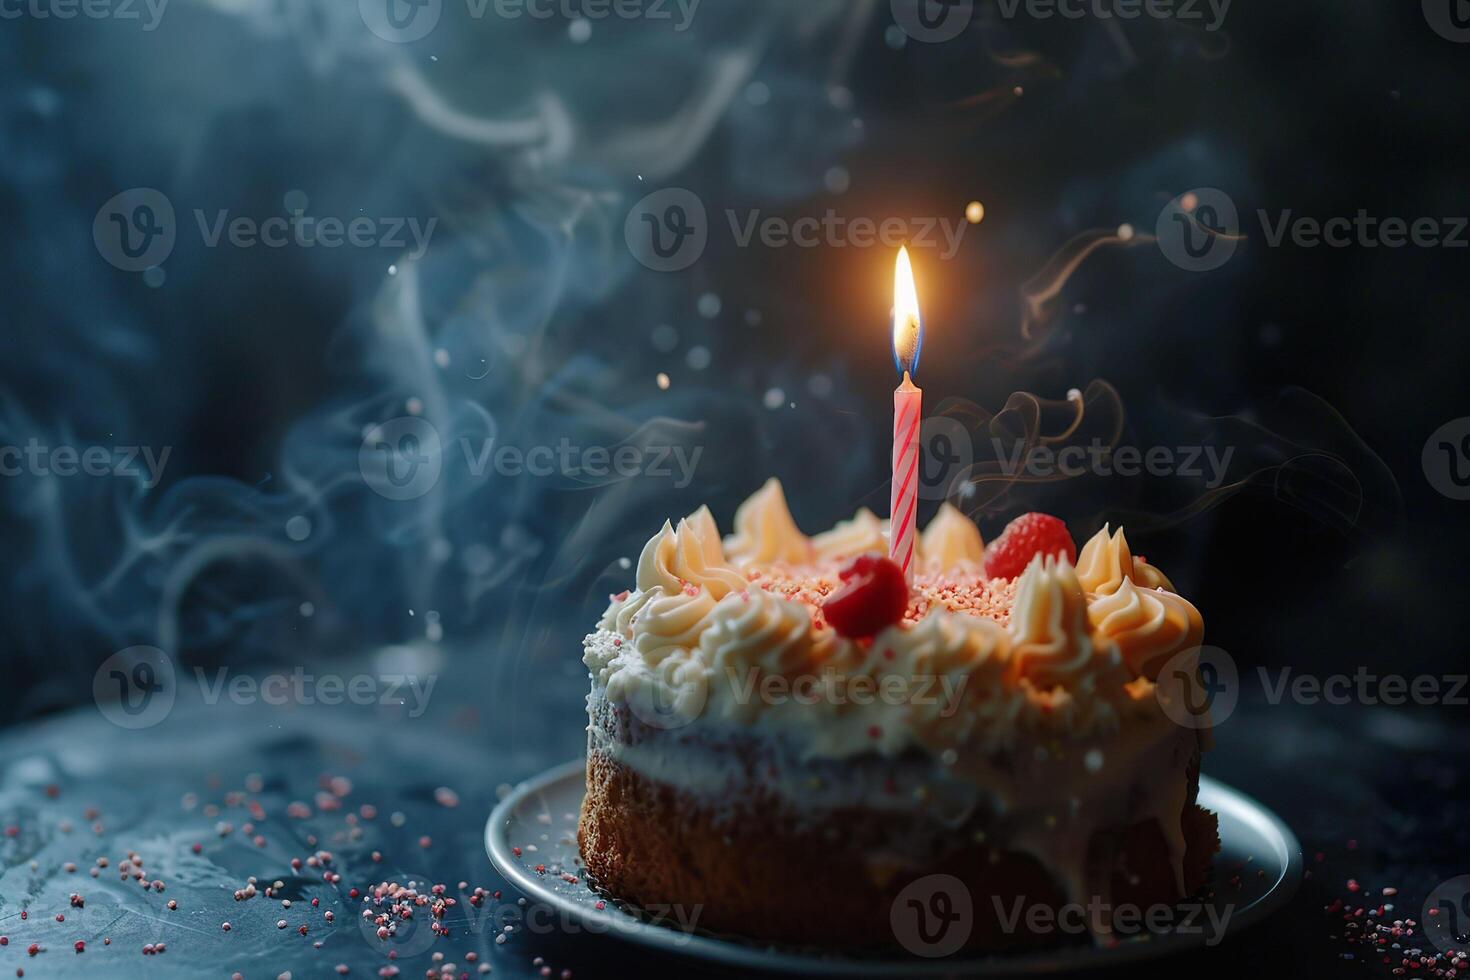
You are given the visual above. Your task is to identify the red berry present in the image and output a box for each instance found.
[822,555,909,638]
[982,513,1076,581]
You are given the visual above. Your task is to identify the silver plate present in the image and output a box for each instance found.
[486,759,1301,975]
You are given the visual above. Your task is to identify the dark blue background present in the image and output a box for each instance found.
[0,0,1467,976]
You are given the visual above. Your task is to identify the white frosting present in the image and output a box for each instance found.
[723,478,811,566]
[919,502,985,569]
[811,507,888,562]
[636,515,747,599]
[1076,523,1180,596]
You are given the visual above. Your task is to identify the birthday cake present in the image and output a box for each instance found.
[578,478,1218,951]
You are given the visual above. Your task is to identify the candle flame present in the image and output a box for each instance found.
[893,246,922,376]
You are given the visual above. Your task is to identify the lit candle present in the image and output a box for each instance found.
[890,246,923,582]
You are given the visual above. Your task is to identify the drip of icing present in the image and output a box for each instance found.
[724,478,812,567]
[811,507,888,562]
[919,502,985,569]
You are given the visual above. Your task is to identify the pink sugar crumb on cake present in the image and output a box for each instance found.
[744,563,1016,630]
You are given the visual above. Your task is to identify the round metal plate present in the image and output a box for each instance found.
[486,760,1301,974]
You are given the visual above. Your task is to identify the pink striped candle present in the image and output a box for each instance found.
[890,247,924,581]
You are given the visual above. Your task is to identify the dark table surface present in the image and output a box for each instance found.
[0,653,1459,980]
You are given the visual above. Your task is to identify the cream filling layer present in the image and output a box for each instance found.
[586,687,1198,915]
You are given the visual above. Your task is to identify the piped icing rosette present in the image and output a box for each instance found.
[919,502,985,570]
[585,480,1204,759]
[723,478,812,567]
[1075,524,1204,680]
[810,507,887,562]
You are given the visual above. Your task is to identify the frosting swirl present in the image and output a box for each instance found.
[636,514,748,599]
[724,478,811,567]
[1088,577,1203,680]
[700,589,834,678]
[632,587,719,662]
[1131,556,1177,593]
[919,503,985,569]
[1006,555,1097,691]
[812,508,887,562]
[1075,524,1133,595]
